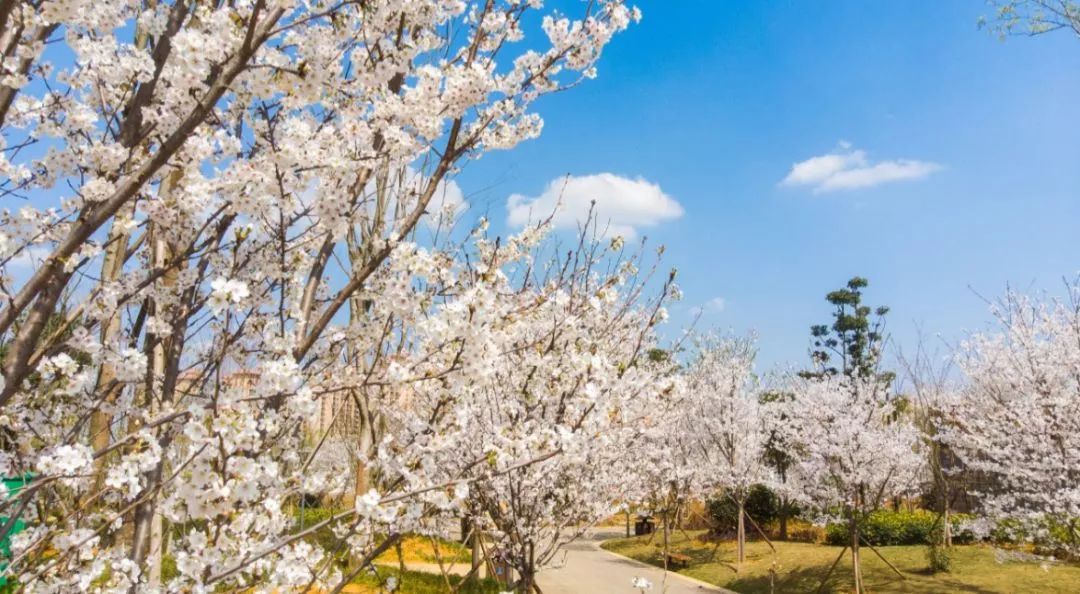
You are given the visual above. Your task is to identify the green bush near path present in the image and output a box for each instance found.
[824,509,975,546]
[602,530,1080,593]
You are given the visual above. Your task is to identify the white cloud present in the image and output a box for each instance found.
[424,174,467,223]
[6,246,49,269]
[780,141,941,193]
[690,297,726,316]
[704,296,726,311]
[506,173,683,239]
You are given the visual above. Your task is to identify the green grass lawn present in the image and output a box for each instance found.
[601,531,1080,593]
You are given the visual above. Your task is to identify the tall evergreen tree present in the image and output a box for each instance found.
[802,276,893,385]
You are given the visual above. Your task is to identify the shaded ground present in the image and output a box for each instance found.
[602,530,1080,594]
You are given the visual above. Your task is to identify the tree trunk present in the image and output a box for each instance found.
[347,387,375,505]
[91,14,151,493]
[352,448,369,501]
[148,513,164,588]
[778,499,789,541]
[626,509,631,538]
[736,500,746,564]
[346,228,379,507]
[129,463,164,592]
[89,201,134,490]
[130,173,181,592]
[850,512,863,594]
[143,229,172,592]
[662,510,670,571]
[943,499,952,548]
[519,542,535,594]
[470,521,485,581]
[941,473,952,548]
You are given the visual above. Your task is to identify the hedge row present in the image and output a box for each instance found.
[825,509,975,546]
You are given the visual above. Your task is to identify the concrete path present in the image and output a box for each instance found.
[536,529,734,594]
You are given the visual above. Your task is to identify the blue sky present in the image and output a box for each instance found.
[456,0,1080,370]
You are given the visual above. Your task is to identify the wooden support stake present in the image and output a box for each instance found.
[707,536,724,562]
[743,510,777,553]
[814,546,848,594]
[859,533,906,580]
[428,535,456,593]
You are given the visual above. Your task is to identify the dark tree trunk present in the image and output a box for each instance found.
[736,500,746,564]
[779,498,790,540]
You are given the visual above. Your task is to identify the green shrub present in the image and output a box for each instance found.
[925,542,952,573]
[294,505,346,528]
[925,523,952,572]
[707,485,782,532]
[989,517,1027,545]
[825,509,974,546]
[989,515,1080,556]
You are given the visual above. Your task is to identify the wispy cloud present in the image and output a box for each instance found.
[5,246,49,269]
[690,297,726,316]
[781,141,941,193]
[507,173,683,239]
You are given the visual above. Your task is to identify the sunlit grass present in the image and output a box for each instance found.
[602,530,1080,593]
[373,535,473,566]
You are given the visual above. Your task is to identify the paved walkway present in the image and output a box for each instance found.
[536,529,734,594]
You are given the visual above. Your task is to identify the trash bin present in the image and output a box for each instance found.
[634,515,655,536]
[492,559,512,587]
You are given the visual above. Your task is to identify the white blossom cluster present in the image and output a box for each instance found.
[627,334,777,563]
[679,335,774,502]
[942,283,1080,555]
[778,375,924,515]
[369,235,682,587]
[0,0,644,591]
[631,334,776,534]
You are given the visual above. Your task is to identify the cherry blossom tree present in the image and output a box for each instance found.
[679,334,773,565]
[401,234,684,593]
[625,334,774,569]
[0,0,645,591]
[896,335,965,550]
[623,377,693,570]
[942,281,1080,557]
[985,0,1080,39]
[780,375,924,593]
